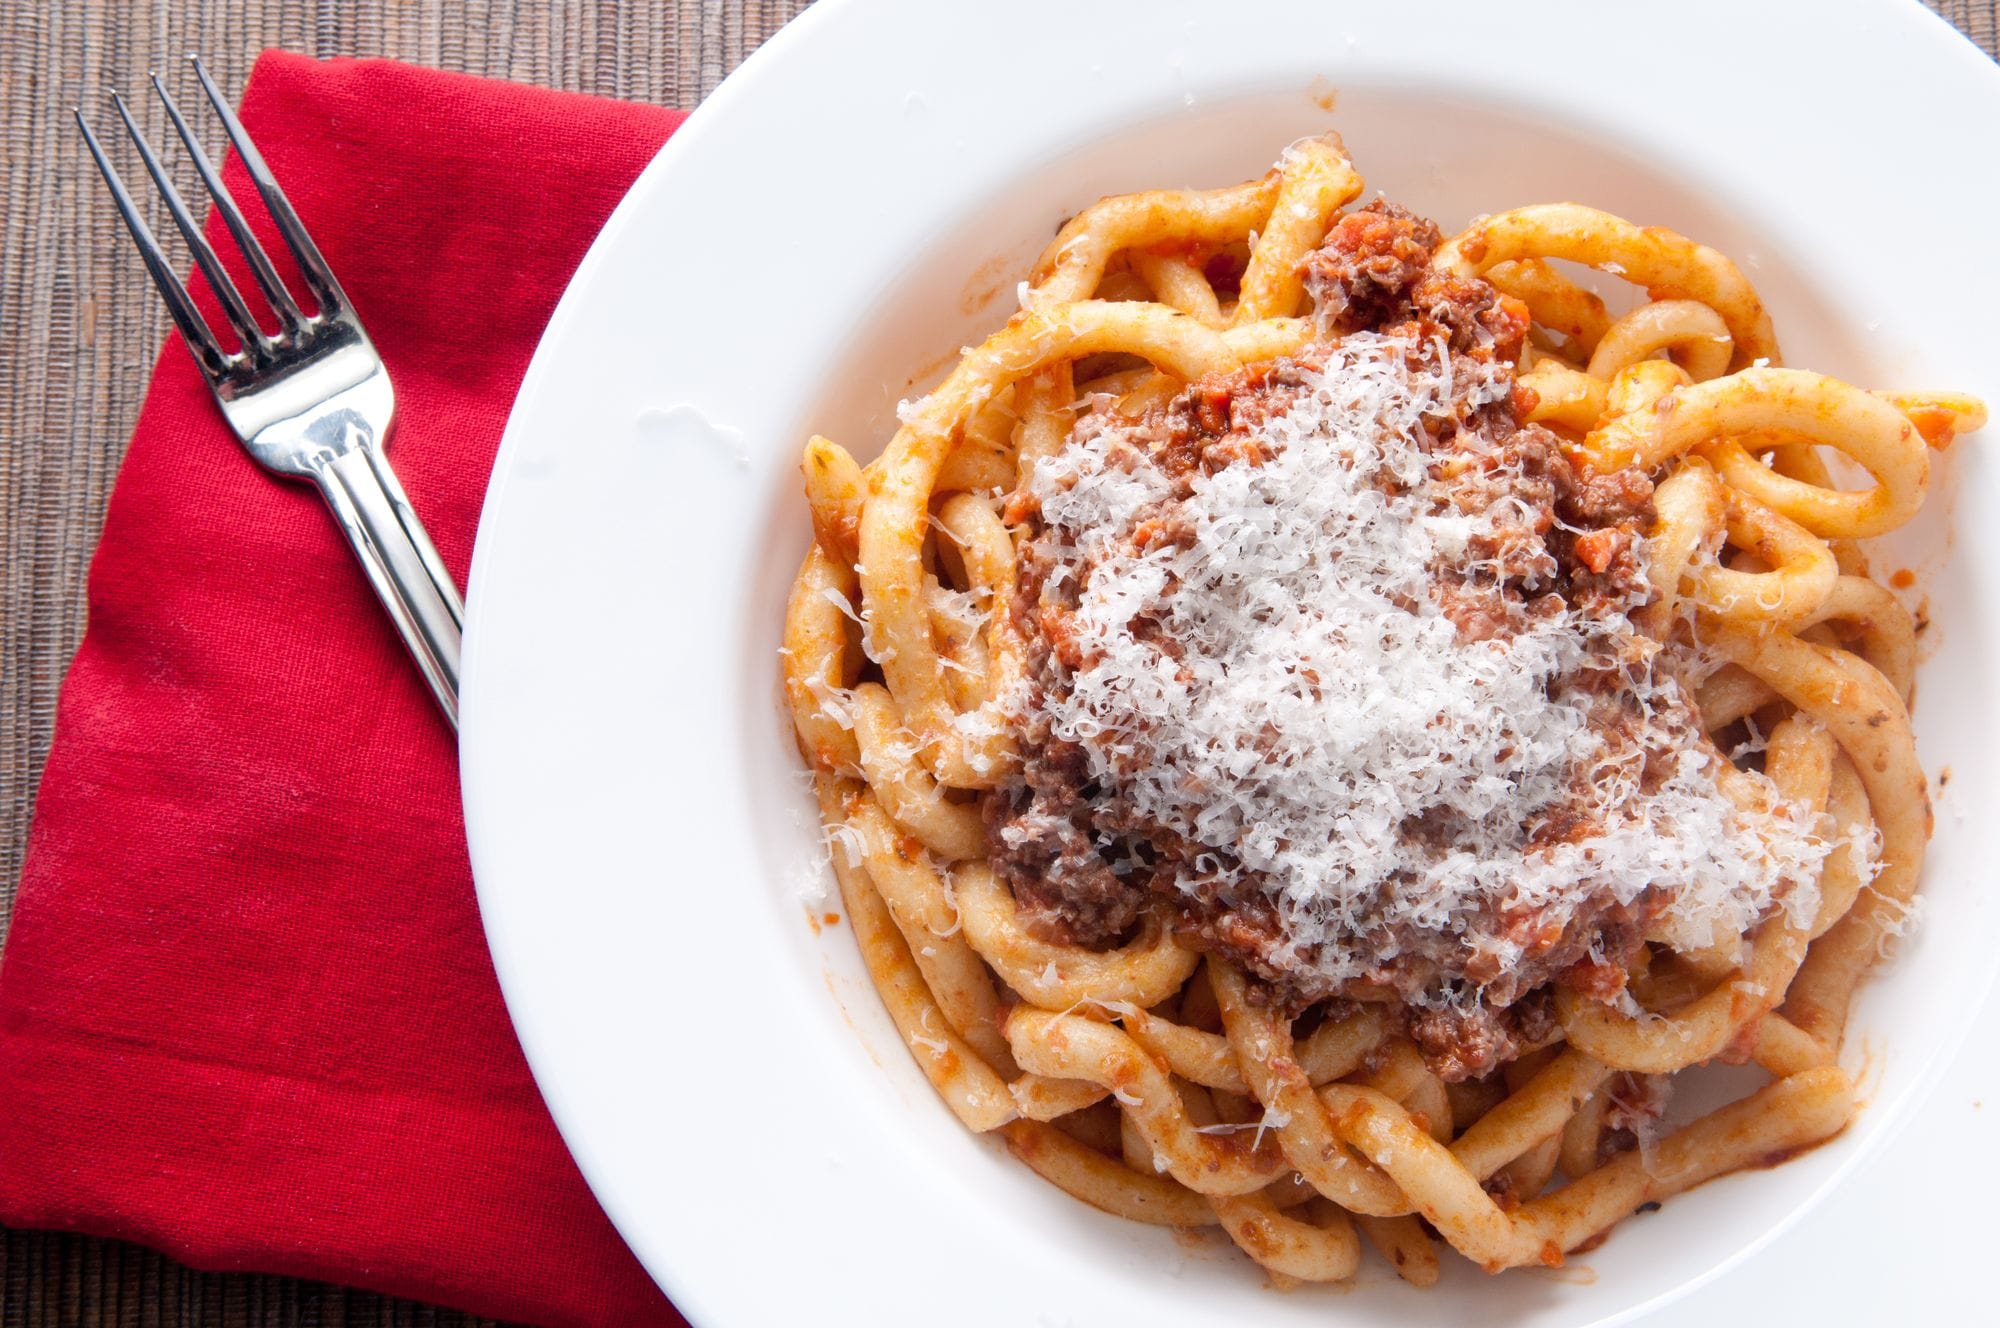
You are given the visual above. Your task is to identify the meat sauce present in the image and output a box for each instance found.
[986,202,1681,1081]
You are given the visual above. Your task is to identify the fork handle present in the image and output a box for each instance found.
[312,445,465,729]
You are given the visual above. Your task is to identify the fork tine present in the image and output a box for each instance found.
[112,90,271,358]
[75,107,231,381]
[189,56,347,318]
[151,68,306,332]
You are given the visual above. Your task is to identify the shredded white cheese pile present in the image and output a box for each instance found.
[1018,332,1829,993]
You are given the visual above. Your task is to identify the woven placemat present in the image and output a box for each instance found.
[0,1,1991,1323]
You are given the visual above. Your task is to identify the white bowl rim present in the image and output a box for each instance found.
[460,3,2000,1325]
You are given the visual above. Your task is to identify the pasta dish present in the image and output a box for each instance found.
[779,134,1984,1284]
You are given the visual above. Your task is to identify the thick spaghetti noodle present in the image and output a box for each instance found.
[780,135,1983,1284]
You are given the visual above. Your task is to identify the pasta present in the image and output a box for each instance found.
[779,134,1983,1285]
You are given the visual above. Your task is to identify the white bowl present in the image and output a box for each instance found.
[460,2,2000,1323]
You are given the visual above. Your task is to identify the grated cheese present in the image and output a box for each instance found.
[802,675,857,731]
[820,581,895,665]
[1014,331,1828,1001]
[823,818,866,870]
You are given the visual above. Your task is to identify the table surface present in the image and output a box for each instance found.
[1,0,1993,1324]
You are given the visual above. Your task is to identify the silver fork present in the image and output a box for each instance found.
[76,56,463,730]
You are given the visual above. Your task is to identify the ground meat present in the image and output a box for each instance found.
[982,730,1146,947]
[1301,200,1441,334]
[984,194,1692,1081]
[1302,199,1531,368]
[1154,356,1323,481]
[1394,269,1531,363]
[1550,460,1655,612]
[1408,992,1556,1085]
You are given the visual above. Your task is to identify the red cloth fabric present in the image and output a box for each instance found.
[1,52,686,1327]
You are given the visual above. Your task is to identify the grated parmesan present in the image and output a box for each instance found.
[1010,331,1828,1005]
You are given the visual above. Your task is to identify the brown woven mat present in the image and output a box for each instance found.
[0,1,1991,1323]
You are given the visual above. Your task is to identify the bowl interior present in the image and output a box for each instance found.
[738,83,1994,1325]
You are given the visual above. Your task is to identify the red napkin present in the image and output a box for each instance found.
[1,52,686,1327]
